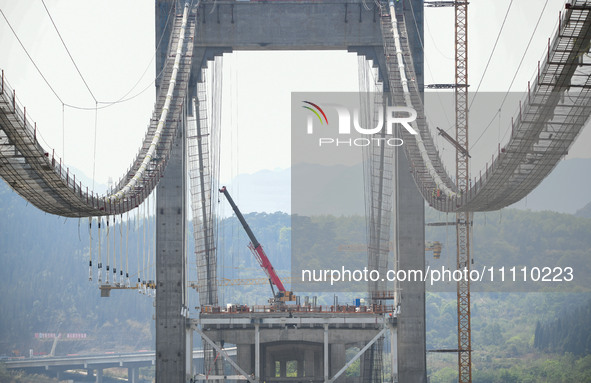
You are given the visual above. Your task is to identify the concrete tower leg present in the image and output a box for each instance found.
[395,143,427,382]
[154,2,188,382]
[237,344,253,375]
[155,103,188,382]
[304,348,315,377]
[265,351,274,379]
[331,343,346,382]
[296,356,304,378]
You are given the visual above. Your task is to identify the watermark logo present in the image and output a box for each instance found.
[302,101,418,147]
[302,101,328,131]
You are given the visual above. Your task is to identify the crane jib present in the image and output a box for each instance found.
[219,186,287,293]
[219,186,260,249]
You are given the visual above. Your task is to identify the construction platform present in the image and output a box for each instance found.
[192,305,397,383]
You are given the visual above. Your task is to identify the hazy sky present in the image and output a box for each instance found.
[0,0,589,191]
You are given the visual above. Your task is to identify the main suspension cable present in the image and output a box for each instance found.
[41,0,98,103]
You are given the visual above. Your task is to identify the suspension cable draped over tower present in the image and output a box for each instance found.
[1,1,591,220]
[0,3,196,217]
[109,4,191,203]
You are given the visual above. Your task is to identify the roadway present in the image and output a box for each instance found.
[4,348,236,381]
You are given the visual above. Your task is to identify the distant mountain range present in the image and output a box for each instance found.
[225,158,591,216]
[576,202,591,218]
[509,158,591,214]
[6,157,588,217]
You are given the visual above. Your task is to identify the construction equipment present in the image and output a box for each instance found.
[436,127,471,158]
[219,186,296,304]
[454,0,473,381]
[425,241,443,259]
[429,3,473,380]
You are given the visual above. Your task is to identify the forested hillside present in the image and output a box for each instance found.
[0,182,154,356]
[535,299,591,356]
[2,179,591,382]
[577,201,591,219]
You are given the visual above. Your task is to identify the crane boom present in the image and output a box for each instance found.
[219,186,287,293]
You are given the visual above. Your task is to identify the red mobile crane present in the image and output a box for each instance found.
[219,186,296,303]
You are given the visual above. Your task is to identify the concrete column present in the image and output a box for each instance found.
[127,367,140,383]
[237,344,253,375]
[186,327,193,381]
[265,350,274,379]
[155,92,187,383]
[395,129,427,383]
[330,344,346,382]
[390,326,398,383]
[304,348,315,377]
[128,367,139,383]
[95,368,103,383]
[324,324,329,382]
[297,357,304,377]
[155,2,187,382]
[255,324,260,381]
[314,350,322,378]
[280,360,286,377]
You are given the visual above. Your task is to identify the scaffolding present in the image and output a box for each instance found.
[0,9,196,217]
[379,0,591,214]
[360,84,390,383]
[2,2,590,218]
[188,57,224,380]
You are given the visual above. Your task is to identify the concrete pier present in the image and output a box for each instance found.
[195,311,394,382]
[395,137,427,383]
[152,1,426,381]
